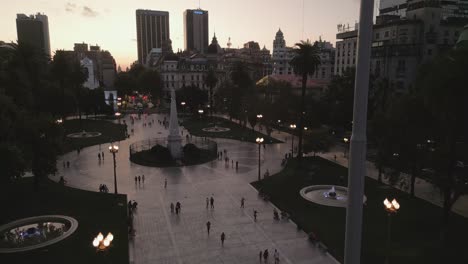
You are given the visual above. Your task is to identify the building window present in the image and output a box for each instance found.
[376,32,380,39]
[385,31,389,37]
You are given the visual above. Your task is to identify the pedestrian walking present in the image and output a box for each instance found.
[259,251,263,263]
[63,161,66,168]
[98,153,101,161]
[134,176,137,185]
[220,232,225,246]
[210,196,214,209]
[206,197,209,209]
[138,176,141,184]
[254,210,258,222]
[176,201,181,214]
[263,249,269,263]
[206,221,211,235]
[164,178,167,189]
[334,154,337,161]
[241,197,245,208]
[101,152,104,160]
[231,160,233,167]
[170,203,174,213]
[142,175,145,183]
[274,249,279,264]
[67,161,70,168]
[236,161,238,170]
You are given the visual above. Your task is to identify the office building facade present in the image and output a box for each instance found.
[184,9,209,53]
[136,9,170,64]
[16,13,51,57]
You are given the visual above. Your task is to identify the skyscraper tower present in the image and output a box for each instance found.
[184,9,209,53]
[16,13,51,57]
[136,9,170,64]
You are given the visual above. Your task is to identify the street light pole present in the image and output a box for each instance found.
[344,0,374,263]
[256,137,264,181]
[290,124,296,156]
[383,198,400,264]
[109,144,119,194]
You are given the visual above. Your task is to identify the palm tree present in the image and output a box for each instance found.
[205,68,218,120]
[289,40,321,159]
[50,50,71,120]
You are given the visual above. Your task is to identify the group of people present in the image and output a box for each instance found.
[99,184,109,193]
[259,249,280,263]
[170,201,182,214]
[128,200,138,236]
[97,151,105,161]
[134,175,145,185]
[205,196,215,209]
[62,161,70,168]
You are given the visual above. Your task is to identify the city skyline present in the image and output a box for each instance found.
[1,0,361,69]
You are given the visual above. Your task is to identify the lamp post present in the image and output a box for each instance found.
[256,114,263,130]
[383,198,400,264]
[181,101,186,115]
[115,112,121,124]
[290,124,296,156]
[109,144,119,194]
[92,232,114,251]
[343,137,349,158]
[256,137,264,181]
[198,109,204,119]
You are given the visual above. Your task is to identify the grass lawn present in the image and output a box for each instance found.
[0,178,129,264]
[252,156,468,264]
[62,119,127,153]
[181,116,282,144]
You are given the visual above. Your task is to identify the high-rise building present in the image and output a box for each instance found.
[184,9,209,53]
[16,13,51,57]
[135,9,170,64]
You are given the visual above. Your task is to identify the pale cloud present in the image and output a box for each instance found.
[65,2,76,13]
[82,6,98,17]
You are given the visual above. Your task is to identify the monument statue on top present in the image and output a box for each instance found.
[167,88,182,159]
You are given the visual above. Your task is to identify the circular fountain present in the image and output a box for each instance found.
[0,215,78,253]
[299,185,367,208]
[66,130,102,138]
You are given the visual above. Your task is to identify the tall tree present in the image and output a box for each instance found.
[417,46,468,235]
[289,40,321,159]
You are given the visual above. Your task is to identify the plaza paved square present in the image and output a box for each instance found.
[52,114,338,264]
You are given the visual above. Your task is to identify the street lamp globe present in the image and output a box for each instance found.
[198,109,204,114]
[92,238,99,248]
[383,198,400,213]
[343,137,349,143]
[290,124,296,129]
[256,137,264,144]
[181,101,186,106]
[109,145,119,153]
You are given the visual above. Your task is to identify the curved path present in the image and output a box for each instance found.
[51,113,338,264]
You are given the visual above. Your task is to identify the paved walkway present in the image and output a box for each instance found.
[52,113,338,264]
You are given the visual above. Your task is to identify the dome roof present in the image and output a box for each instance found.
[207,33,223,54]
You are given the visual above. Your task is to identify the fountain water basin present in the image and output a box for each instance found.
[0,215,78,253]
[67,130,102,138]
[201,126,231,132]
[300,185,367,208]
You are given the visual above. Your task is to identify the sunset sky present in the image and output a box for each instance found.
[1,0,363,69]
